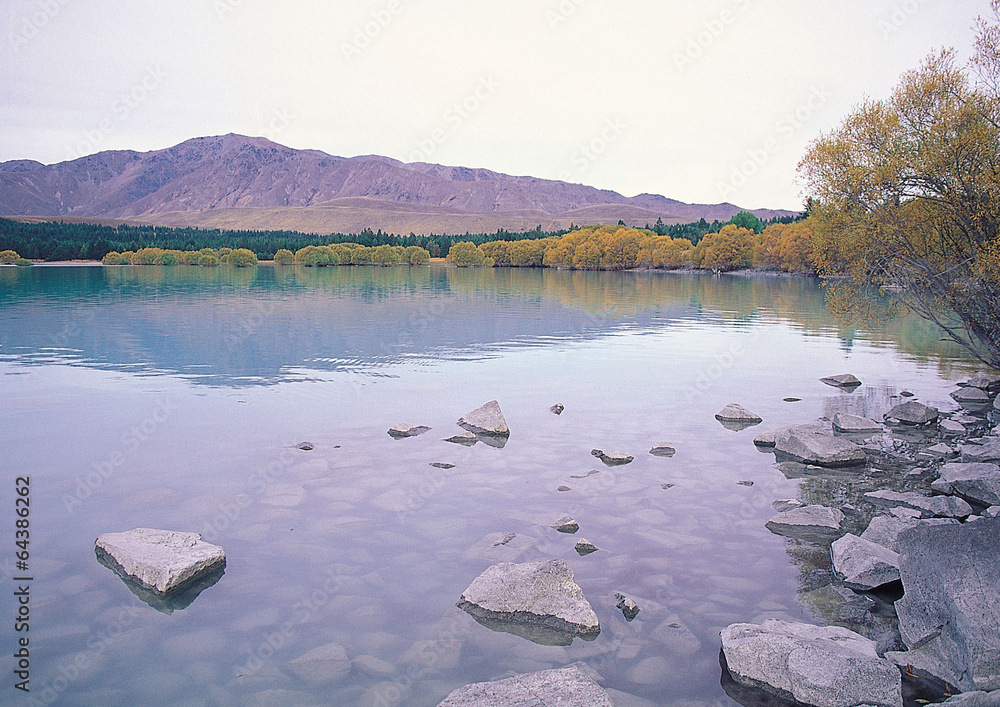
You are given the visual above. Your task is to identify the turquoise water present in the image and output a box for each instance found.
[0,265,980,705]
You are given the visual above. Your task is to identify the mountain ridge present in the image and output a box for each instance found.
[0,134,798,235]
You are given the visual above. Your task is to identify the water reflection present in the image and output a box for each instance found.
[0,266,978,386]
[95,551,226,614]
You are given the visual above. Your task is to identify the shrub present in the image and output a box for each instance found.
[447,241,493,267]
[228,248,258,267]
[274,248,294,265]
[404,245,431,265]
[0,250,19,264]
[14,258,32,267]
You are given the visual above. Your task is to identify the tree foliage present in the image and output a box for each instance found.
[800,3,1000,365]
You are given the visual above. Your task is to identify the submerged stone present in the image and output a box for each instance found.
[832,413,883,434]
[551,516,579,534]
[615,592,640,621]
[387,424,431,439]
[438,665,614,706]
[649,442,676,457]
[574,539,599,556]
[443,431,479,446]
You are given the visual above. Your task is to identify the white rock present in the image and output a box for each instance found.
[95,528,225,595]
[831,533,900,590]
[721,619,902,707]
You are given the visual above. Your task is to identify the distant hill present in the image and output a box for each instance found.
[0,134,798,235]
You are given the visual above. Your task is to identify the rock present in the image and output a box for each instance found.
[831,533,900,591]
[888,519,1000,693]
[737,480,754,487]
[443,431,479,446]
[931,462,1000,507]
[773,498,807,513]
[953,387,992,405]
[986,506,1000,518]
[94,528,226,595]
[721,619,902,707]
[437,665,614,706]
[661,483,675,490]
[295,441,314,451]
[821,373,863,388]
[864,490,973,519]
[901,390,916,397]
[456,559,601,644]
[965,373,1000,393]
[430,462,456,470]
[944,691,1000,706]
[765,505,845,542]
[962,439,1000,463]
[923,443,957,459]
[942,419,969,435]
[774,426,867,467]
[387,424,431,439]
[551,516,579,534]
[715,403,763,431]
[615,592,640,621]
[458,400,509,437]
[885,401,939,426]
[785,397,802,402]
[859,515,959,553]
[832,413,883,434]
[285,642,350,686]
[649,443,676,457]
[591,449,633,466]
[550,403,565,415]
[352,654,397,679]
[574,539,599,556]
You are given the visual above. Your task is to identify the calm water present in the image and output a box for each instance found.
[0,265,982,706]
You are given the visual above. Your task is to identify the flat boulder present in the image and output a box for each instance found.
[387,424,431,439]
[831,533,900,591]
[885,401,939,426]
[832,413,883,434]
[965,373,1000,393]
[953,387,992,405]
[456,559,600,644]
[437,665,614,706]
[962,439,1000,463]
[765,505,844,542]
[95,528,226,595]
[931,462,1000,507]
[821,373,862,388]
[859,515,959,553]
[864,490,973,519]
[721,619,902,707]
[775,426,867,467]
[887,519,1000,693]
[458,400,509,437]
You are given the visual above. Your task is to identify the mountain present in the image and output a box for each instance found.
[0,134,798,235]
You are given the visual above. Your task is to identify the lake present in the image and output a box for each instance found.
[0,264,981,706]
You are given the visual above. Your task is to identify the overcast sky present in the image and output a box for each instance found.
[0,0,991,211]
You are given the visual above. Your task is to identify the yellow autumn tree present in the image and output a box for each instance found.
[800,4,1000,365]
